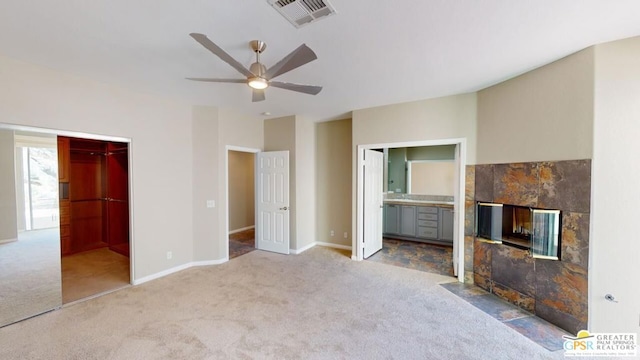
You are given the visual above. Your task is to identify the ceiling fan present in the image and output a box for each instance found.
[187,33,322,102]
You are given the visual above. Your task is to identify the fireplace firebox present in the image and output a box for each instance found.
[476,202,561,260]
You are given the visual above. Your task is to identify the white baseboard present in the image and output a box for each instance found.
[0,238,17,244]
[316,241,352,251]
[351,255,359,261]
[192,258,228,266]
[133,262,193,285]
[132,258,228,285]
[229,225,255,235]
[290,241,316,254]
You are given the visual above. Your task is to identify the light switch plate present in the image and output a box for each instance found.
[206,200,215,208]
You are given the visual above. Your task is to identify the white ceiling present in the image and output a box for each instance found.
[1,1,640,122]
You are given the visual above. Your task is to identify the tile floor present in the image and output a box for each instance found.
[367,238,570,352]
[441,282,571,351]
[62,247,130,304]
[229,229,256,259]
[367,238,455,277]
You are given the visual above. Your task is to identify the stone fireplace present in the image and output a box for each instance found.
[464,159,591,334]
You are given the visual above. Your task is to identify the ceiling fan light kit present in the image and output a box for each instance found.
[248,77,269,90]
[187,33,322,102]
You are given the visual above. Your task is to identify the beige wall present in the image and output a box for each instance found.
[476,47,594,164]
[294,117,316,250]
[228,150,255,231]
[0,54,194,280]
[352,93,477,163]
[590,36,640,333]
[192,106,219,262]
[0,130,18,242]
[316,119,352,246]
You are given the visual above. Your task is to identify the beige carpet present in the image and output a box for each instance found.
[0,229,61,328]
[0,246,565,359]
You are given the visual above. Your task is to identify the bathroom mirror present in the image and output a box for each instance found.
[385,145,456,195]
[0,127,62,327]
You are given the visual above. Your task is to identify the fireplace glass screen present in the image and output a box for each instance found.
[476,202,561,260]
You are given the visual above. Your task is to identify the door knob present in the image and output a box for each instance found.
[280,206,288,210]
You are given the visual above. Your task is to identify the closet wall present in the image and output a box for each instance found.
[58,137,130,256]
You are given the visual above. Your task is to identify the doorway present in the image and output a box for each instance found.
[58,136,131,303]
[227,149,257,259]
[356,138,466,282]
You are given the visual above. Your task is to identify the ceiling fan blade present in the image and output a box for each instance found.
[186,78,247,83]
[189,33,254,78]
[270,81,322,95]
[264,44,317,80]
[252,89,266,102]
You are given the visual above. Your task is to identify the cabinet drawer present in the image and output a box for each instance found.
[417,206,438,214]
[417,226,438,239]
[418,220,438,227]
[417,213,438,221]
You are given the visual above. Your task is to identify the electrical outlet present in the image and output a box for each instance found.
[344,232,348,238]
[330,230,335,237]
[167,251,172,260]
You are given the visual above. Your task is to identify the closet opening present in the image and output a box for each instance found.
[58,136,131,304]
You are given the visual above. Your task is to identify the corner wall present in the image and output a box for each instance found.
[316,119,352,247]
[591,36,640,333]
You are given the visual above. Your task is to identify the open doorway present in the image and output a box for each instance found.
[58,136,131,303]
[356,138,466,282]
[227,148,257,259]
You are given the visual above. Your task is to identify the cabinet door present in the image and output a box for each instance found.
[57,137,70,182]
[400,206,416,237]
[384,204,400,235]
[439,207,454,242]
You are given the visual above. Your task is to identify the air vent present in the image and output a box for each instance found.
[268,0,336,28]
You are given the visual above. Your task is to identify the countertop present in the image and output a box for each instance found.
[383,199,454,207]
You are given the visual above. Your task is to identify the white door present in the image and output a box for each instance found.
[256,151,290,254]
[363,149,384,258]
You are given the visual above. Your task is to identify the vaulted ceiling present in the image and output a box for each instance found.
[1,1,640,121]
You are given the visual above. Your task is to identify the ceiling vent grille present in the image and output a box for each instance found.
[268,0,336,28]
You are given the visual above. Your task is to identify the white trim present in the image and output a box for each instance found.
[290,241,316,254]
[0,238,17,244]
[316,242,352,250]
[0,123,130,143]
[132,262,193,285]
[355,137,467,283]
[192,258,228,266]
[132,258,229,285]
[229,225,255,235]
[225,145,261,261]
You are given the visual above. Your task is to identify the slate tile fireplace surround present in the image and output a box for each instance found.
[468,159,591,335]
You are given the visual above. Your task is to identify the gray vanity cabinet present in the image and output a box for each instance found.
[400,206,417,237]
[383,204,400,235]
[439,207,454,241]
[383,203,454,245]
[416,206,439,240]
